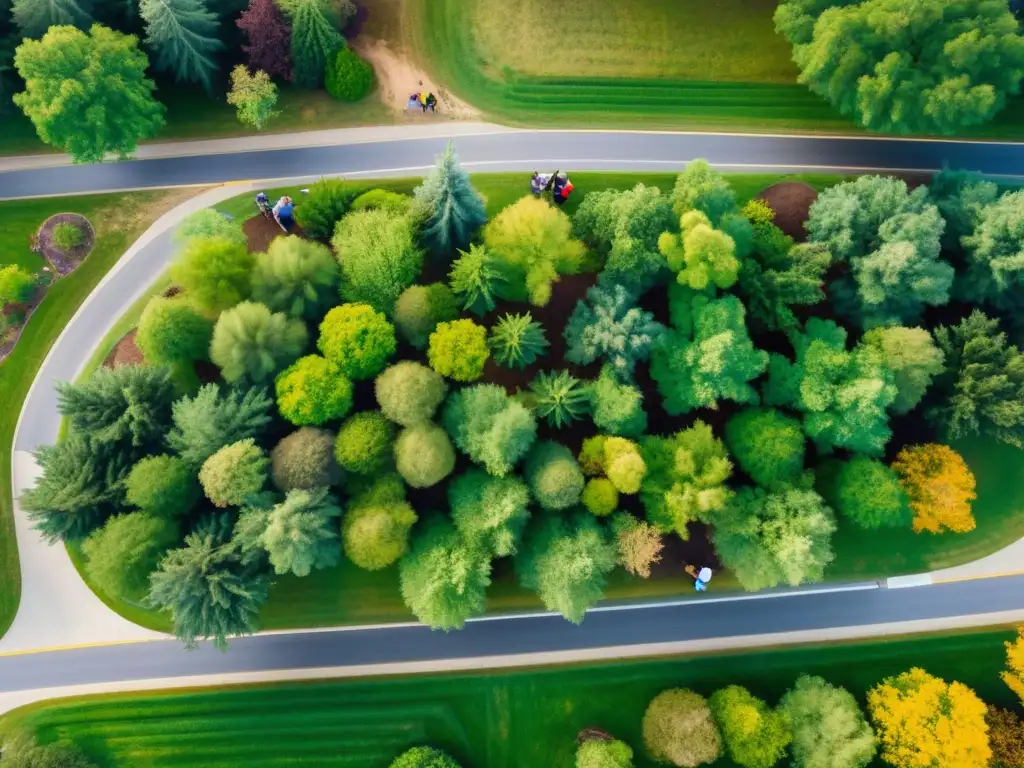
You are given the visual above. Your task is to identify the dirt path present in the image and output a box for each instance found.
[352,38,480,120]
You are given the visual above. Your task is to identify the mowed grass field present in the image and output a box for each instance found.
[4,629,1019,768]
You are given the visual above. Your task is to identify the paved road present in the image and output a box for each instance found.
[5,130,1024,199]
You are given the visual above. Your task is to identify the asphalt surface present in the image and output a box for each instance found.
[6,130,1024,199]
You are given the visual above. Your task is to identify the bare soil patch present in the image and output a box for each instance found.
[36,213,95,275]
[243,215,308,253]
[756,181,818,242]
[102,328,145,369]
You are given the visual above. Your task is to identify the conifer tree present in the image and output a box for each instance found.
[140,0,222,92]
[236,0,291,81]
[286,0,341,88]
[13,0,93,39]
[414,141,488,256]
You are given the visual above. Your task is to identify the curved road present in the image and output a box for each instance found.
[5,128,1024,706]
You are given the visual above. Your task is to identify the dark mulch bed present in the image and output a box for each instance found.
[37,213,95,275]
[243,215,307,253]
[102,328,145,368]
[756,182,818,242]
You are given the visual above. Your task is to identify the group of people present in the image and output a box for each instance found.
[531,171,574,205]
[408,91,438,113]
[256,192,296,233]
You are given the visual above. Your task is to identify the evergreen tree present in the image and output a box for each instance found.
[262,487,342,577]
[286,0,341,88]
[13,0,93,38]
[413,141,488,257]
[237,0,291,81]
[140,0,222,92]
[168,383,274,467]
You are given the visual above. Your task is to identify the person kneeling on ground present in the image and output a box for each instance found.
[531,172,543,197]
[426,92,437,113]
[552,173,574,206]
[273,195,295,232]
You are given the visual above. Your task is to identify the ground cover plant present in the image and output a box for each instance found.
[3,627,1023,768]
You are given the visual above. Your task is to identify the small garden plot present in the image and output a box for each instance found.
[24,150,1024,649]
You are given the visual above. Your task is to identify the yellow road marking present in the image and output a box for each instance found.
[932,569,1024,584]
[0,638,165,657]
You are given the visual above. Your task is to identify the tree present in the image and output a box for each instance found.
[198,438,268,508]
[83,511,178,598]
[270,426,341,491]
[261,487,341,577]
[237,0,291,80]
[525,441,585,511]
[735,235,831,335]
[775,0,1024,134]
[449,469,530,557]
[1003,626,1024,707]
[867,668,991,768]
[448,244,509,316]
[210,301,307,384]
[724,408,805,491]
[227,65,278,129]
[375,361,447,427]
[489,312,549,370]
[516,513,616,623]
[443,384,537,476]
[987,706,1024,768]
[0,264,35,306]
[660,209,740,291]
[764,318,897,456]
[317,303,397,381]
[590,366,647,438]
[892,443,976,534]
[929,168,999,250]
[580,436,647,494]
[529,370,590,429]
[428,318,490,382]
[285,0,341,88]
[168,383,274,467]
[572,183,674,294]
[125,454,198,518]
[170,236,254,314]
[147,515,268,649]
[334,411,394,474]
[395,423,455,488]
[333,210,423,313]
[651,292,768,415]
[295,177,359,239]
[389,747,462,768]
[862,326,944,415]
[14,25,164,163]
[394,283,459,349]
[399,516,491,630]
[642,688,722,768]
[576,737,635,768]
[342,497,417,571]
[929,311,1024,447]
[413,141,487,256]
[483,196,585,306]
[671,160,737,224]
[0,730,97,768]
[639,422,733,539]
[612,513,663,578]
[13,0,92,38]
[713,487,836,591]
[275,355,353,426]
[136,297,213,367]
[325,44,374,100]
[816,456,911,530]
[583,478,618,517]
[565,283,666,381]
[780,675,876,768]
[709,686,791,768]
[140,0,221,91]
[962,190,1024,313]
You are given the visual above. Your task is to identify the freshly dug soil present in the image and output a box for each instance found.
[103,328,145,368]
[243,214,307,253]
[36,213,95,275]
[757,182,818,242]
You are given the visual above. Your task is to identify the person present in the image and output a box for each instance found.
[407,93,420,110]
[552,173,567,206]
[419,91,428,113]
[530,172,543,197]
[426,93,437,113]
[255,192,272,218]
[273,195,295,232]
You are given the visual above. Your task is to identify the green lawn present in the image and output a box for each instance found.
[3,628,1018,768]
[0,190,198,638]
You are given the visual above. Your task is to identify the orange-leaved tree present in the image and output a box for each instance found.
[1002,626,1024,706]
[891,443,976,534]
[867,667,990,768]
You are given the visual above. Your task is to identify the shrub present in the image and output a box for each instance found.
[334,411,395,474]
[395,423,456,488]
[51,221,83,251]
[590,366,647,437]
[529,370,590,428]
[576,738,635,768]
[742,199,775,225]
[125,454,198,518]
[170,236,254,314]
[565,283,666,381]
[270,427,342,491]
[525,441,585,511]
[325,45,374,101]
[295,178,360,239]
[724,408,805,491]
[174,209,244,247]
[210,301,307,384]
[660,209,740,291]
[199,438,269,508]
[612,513,663,578]
[227,65,278,130]
[251,236,338,320]
[351,189,411,214]
[342,499,417,570]
[710,685,791,768]
[428,318,490,382]
[136,297,214,366]
[375,361,448,427]
[275,355,353,426]
[893,443,977,534]
[394,283,459,349]
[83,512,178,598]
[448,469,530,557]
[483,196,585,306]
[603,437,647,494]
[780,675,876,768]
[168,384,274,468]
[413,141,488,256]
[317,303,397,380]
[389,746,462,768]
[449,244,510,316]
[443,384,537,476]
[489,312,549,369]
[583,478,618,517]
[642,689,722,767]
[0,264,36,306]
[333,209,423,313]
[817,457,911,530]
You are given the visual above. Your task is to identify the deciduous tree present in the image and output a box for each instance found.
[642,688,722,768]
[136,297,213,367]
[590,365,647,437]
[170,236,254,313]
[389,747,462,768]
[333,209,423,313]
[611,513,663,578]
[987,706,1024,768]
[709,685,791,768]
[395,423,455,488]
[333,411,394,474]
[295,177,359,238]
[576,737,635,768]
[671,160,737,224]
[125,454,199,518]
[210,301,306,384]
[317,303,397,380]
[275,355,352,426]
[815,456,911,530]
[140,0,221,92]
[929,168,998,250]
[862,326,944,415]
[780,675,876,768]
[525,441,585,511]
[269,426,341,491]
[83,511,178,598]
[0,264,36,306]
[413,141,487,256]
[724,408,805,491]
[428,318,490,382]
[198,438,268,508]
[342,495,417,571]
[237,0,291,80]
[375,361,447,427]
[961,189,1024,314]
[1002,626,1024,707]
[892,443,976,534]
[660,209,740,291]
[394,283,459,349]
[448,469,529,557]
[227,65,278,129]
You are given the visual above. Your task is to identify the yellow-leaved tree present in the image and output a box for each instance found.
[867,667,990,768]
[1002,626,1024,705]
[892,444,976,534]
